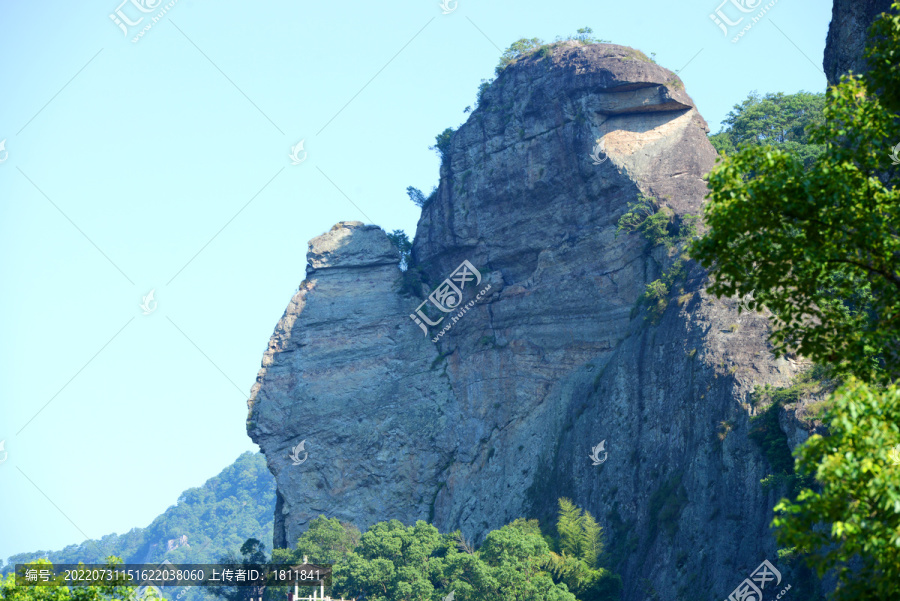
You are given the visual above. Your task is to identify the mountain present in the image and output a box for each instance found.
[823,0,893,86]
[246,41,822,601]
[2,452,275,576]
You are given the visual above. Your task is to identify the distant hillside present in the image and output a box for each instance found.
[2,451,275,586]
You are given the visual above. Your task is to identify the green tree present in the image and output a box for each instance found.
[386,230,412,271]
[406,187,426,208]
[495,38,544,75]
[616,193,697,324]
[270,516,361,567]
[429,128,456,165]
[547,501,620,601]
[269,505,621,601]
[690,13,900,384]
[333,520,445,601]
[692,2,900,597]
[572,27,599,44]
[556,499,586,559]
[772,380,900,601]
[708,91,825,166]
[615,193,680,249]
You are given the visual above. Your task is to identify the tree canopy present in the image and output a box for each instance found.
[268,500,620,601]
[692,2,900,598]
[772,380,900,601]
[691,16,900,384]
[709,91,825,166]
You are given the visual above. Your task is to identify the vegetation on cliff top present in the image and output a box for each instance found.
[494,28,610,76]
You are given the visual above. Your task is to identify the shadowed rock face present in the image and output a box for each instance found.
[248,44,815,601]
[824,0,893,85]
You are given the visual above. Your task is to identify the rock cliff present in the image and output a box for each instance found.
[248,43,815,600]
[824,0,893,85]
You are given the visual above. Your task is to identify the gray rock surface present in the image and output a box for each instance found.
[248,43,820,600]
[824,0,893,85]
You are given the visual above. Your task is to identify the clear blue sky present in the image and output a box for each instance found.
[0,0,830,564]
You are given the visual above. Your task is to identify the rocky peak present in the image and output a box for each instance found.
[248,43,812,601]
[306,221,399,272]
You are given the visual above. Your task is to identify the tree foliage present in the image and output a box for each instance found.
[772,380,900,601]
[496,38,544,75]
[386,229,412,271]
[266,501,620,601]
[429,128,456,165]
[709,91,826,167]
[210,540,267,601]
[270,516,361,567]
[405,187,427,208]
[691,9,900,384]
[546,500,618,601]
[615,193,696,250]
[616,193,697,324]
[693,2,900,597]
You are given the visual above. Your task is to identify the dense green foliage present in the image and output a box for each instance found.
[3,453,274,601]
[270,516,360,567]
[337,519,577,601]
[694,2,900,598]
[772,380,900,600]
[616,194,697,251]
[709,91,825,166]
[691,20,900,384]
[547,500,621,601]
[268,500,620,601]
